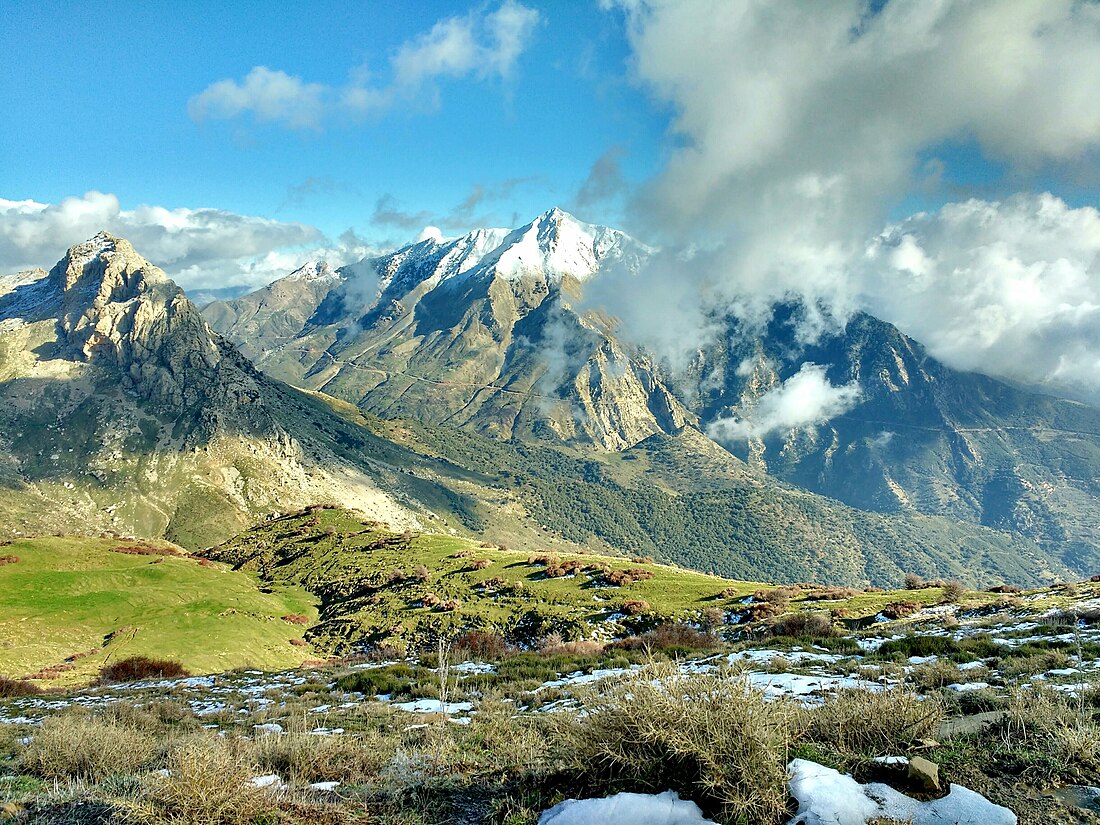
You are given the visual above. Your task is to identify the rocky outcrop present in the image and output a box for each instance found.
[51,233,276,435]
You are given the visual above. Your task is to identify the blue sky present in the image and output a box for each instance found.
[1,1,668,244]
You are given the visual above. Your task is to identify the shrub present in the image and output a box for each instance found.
[903,572,925,590]
[440,599,462,612]
[281,614,310,625]
[412,564,430,581]
[249,725,393,784]
[768,611,836,639]
[110,544,176,557]
[21,714,157,780]
[719,587,741,599]
[621,599,649,616]
[988,584,1022,594]
[910,659,965,690]
[471,559,492,570]
[126,737,275,824]
[879,601,921,620]
[0,675,42,697]
[454,630,509,659]
[809,688,941,754]
[803,586,859,601]
[99,656,188,684]
[553,666,804,823]
[0,554,18,566]
[611,623,714,653]
[940,580,966,603]
[387,568,406,584]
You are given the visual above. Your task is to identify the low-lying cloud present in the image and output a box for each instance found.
[707,363,862,440]
[862,193,1100,398]
[189,1,539,130]
[0,192,373,291]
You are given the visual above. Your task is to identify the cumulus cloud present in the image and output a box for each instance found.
[861,193,1100,397]
[707,363,862,440]
[0,192,375,291]
[591,0,1100,393]
[188,67,326,130]
[189,1,540,130]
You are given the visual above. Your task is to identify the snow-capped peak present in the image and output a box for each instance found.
[286,260,338,283]
[478,207,639,281]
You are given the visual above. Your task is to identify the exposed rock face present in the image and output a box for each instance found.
[0,234,449,548]
[687,304,1100,569]
[49,233,277,437]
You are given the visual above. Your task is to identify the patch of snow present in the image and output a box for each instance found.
[872,755,909,766]
[786,759,1016,825]
[390,698,473,714]
[947,682,991,692]
[539,790,717,825]
[250,774,286,790]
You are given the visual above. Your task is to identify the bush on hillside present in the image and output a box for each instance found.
[553,665,804,823]
[767,611,837,639]
[98,656,189,684]
[0,675,42,697]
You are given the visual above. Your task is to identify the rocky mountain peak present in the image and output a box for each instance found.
[479,207,642,282]
[46,234,273,426]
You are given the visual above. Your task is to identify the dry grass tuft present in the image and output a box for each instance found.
[808,688,941,754]
[554,665,805,823]
[124,736,276,825]
[20,714,158,781]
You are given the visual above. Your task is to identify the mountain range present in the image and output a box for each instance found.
[205,208,1100,575]
[2,212,1096,587]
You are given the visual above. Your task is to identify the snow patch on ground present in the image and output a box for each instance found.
[786,759,1016,825]
[539,790,717,825]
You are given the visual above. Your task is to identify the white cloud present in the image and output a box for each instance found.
[189,1,539,130]
[595,0,1100,388]
[862,193,1100,397]
[0,192,375,291]
[188,67,326,130]
[707,363,861,440]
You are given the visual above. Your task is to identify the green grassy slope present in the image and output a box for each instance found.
[0,537,318,686]
[205,507,991,656]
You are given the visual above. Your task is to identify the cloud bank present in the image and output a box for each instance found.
[189,1,540,130]
[707,363,862,440]
[0,192,374,290]
[595,0,1100,399]
[863,193,1100,398]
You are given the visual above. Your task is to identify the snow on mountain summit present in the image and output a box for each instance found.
[286,260,339,283]
[479,207,642,282]
[371,208,646,296]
